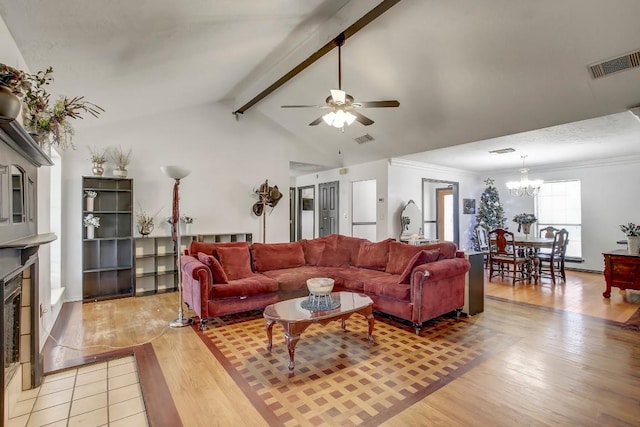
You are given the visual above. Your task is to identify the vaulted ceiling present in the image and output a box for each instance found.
[2,0,640,172]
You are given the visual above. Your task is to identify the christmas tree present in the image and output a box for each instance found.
[472,178,507,250]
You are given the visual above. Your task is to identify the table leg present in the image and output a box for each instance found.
[265,319,274,352]
[285,333,300,372]
[341,318,346,331]
[366,312,375,345]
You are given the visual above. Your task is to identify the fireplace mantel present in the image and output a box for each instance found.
[0,117,53,167]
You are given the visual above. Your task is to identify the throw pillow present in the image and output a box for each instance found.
[356,238,394,271]
[301,239,326,265]
[386,241,430,275]
[197,252,229,284]
[252,242,305,272]
[215,246,253,281]
[398,249,441,284]
[338,235,367,265]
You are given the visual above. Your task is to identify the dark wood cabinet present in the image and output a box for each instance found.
[602,249,640,298]
[82,177,133,301]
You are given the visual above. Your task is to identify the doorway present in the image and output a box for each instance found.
[289,187,295,242]
[297,185,315,240]
[318,181,339,237]
[422,178,459,245]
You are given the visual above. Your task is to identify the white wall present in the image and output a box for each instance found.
[489,156,640,271]
[388,159,483,250]
[295,159,389,240]
[61,102,305,301]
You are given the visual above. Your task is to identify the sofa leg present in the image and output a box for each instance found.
[455,308,463,319]
[199,318,209,331]
[414,323,421,335]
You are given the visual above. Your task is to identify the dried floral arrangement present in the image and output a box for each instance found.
[88,146,108,164]
[109,146,132,170]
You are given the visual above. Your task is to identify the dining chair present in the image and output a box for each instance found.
[488,228,529,285]
[475,226,490,268]
[539,226,559,238]
[537,228,569,284]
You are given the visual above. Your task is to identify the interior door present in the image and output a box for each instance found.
[297,186,315,240]
[436,187,454,241]
[318,181,339,237]
[289,187,295,242]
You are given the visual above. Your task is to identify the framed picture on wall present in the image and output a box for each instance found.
[463,198,476,214]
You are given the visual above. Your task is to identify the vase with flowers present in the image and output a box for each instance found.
[513,213,537,238]
[83,213,100,239]
[136,207,159,237]
[0,63,30,119]
[88,147,108,176]
[84,190,97,211]
[0,64,104,154]
[619,222,640,255]
[110,146,131,177]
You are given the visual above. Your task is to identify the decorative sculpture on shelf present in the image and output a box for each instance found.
[252,179,283,243]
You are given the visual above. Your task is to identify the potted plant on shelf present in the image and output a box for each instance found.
[109,146,131,177]
[619,222,640,255]
[0,63,30,119]
[513,213,537,237]
[88,147,108,176]
[136,207,160,237]
[83,213,100,239]
[84,190,97,212]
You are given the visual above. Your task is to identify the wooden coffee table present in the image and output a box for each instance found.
[263,291,375,373]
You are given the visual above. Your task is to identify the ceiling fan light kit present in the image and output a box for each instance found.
[282,32,399,129]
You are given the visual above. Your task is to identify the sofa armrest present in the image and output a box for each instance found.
[412,258,471,282]
[180,255,212,320]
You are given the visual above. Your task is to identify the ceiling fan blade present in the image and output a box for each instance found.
[330,89,346,104]
[309,116,324,126]
[281,105,321,108]
[352,111,374,126]
[357,100,400,108]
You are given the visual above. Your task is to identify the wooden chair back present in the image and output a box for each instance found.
[539,226,559,238]
[476,226,489,251]
[489,228,515,257]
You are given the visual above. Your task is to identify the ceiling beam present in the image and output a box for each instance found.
[232,0,401,116]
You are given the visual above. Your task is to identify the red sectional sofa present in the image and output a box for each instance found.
[180,234,471,333]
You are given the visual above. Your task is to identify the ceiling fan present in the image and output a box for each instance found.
[281,33,400,128]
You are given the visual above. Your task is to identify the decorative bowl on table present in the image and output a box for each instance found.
[306,277,334,296]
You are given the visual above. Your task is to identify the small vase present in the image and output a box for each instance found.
[521,223,531,237]
[628,236,640,255]
[92,162,104,176]
[113,167,128,177]
[86,197,94,212]
[86,225,95,239]
[0,85,21,119]
[138,223,153,237]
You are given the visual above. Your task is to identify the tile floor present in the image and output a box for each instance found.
[7,355,148,427]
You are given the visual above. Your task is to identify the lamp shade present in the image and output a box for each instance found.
[160,165,191,180]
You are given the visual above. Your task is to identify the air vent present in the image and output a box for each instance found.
[488,148,515,154]
[354,134,375,144]
[589,49,640,79]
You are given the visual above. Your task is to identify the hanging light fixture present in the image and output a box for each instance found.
[506,155,543,196]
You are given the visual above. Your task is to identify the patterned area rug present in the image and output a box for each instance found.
[195,312,516,427]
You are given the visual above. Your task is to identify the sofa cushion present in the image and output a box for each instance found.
[188,240,248,256]
[356,238,394,271]
[262,266,326,293]
[337,235,367,265]
[386,241,430,275]
[300,239,326,265]
[210,274,279,299]
[363,276,411,301]
[318,239,351,267]
[252,242,305,272]
[331,267,392,292]
[197,252,229,284]
[215,246,253,280]
[398,249,441,284]
[423,241,457,259]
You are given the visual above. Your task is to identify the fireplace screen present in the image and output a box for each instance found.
[4,272,21,386]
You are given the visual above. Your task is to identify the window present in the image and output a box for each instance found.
[535,180,581,258]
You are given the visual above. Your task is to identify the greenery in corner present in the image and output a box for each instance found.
[0,63,104,150]
[619,222,640,237]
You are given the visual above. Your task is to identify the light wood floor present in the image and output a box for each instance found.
[46,270,640,426]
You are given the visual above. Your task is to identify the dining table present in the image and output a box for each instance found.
[512,236,555,282]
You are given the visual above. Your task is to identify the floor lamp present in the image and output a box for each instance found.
[161,165,193,328]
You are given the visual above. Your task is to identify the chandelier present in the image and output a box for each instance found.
[506,155,543,196]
